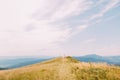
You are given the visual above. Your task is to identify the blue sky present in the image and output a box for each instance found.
[0,0,120,56]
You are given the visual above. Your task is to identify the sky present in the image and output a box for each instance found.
[0,0,120,56]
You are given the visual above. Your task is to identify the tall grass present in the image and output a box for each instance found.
[71,62,120,80]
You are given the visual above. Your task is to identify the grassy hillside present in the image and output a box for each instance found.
[0,57,120,80]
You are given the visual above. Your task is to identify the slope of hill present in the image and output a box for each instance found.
[0,57,120,80]
[74,54,120,66]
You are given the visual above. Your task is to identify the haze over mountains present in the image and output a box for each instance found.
[0,54,120,70]
[74,54,120,66]
[0,56,52,69]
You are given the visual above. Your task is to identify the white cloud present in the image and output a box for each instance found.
[0,0,119,56]
[0,0,74,56]
[0,0,104,56]
[50,0,92,21]
[83,38,96,44]
[77,25,88,31]
[90,0,120,20]
[32,0,93,22]
[0,22,71,56]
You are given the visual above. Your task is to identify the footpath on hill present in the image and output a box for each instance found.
[57,57,76,80]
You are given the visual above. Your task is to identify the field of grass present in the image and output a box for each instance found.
[0,57,120,80]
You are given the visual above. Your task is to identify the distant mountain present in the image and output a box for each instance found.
[0,56,53,69]
[74,54,120,66]
[9,58,52,68]
[0,67,8,70]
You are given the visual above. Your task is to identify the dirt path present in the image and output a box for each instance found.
[57,58,75,80]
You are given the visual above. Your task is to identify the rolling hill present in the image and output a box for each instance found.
[74,54,120,66]
[0,56,120,80]
[0,56,52,69]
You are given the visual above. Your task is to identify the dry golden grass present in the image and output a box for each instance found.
[0,57,120,80]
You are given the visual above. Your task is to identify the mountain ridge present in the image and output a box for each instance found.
[0,57,120,80]
[74,54,120,66]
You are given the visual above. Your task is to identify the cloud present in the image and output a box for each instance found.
[68,25,89,36]
[0,0,120,56]
[26,0,93,44]
[83,38,96,44]
[0,23,71,52]
[32,0,93,22]
[90,0,120,20]
[1,0,91,56]
[77,25,88,31]
[78,0,120,30]
[24,24,36,32]
[50,0,92,21]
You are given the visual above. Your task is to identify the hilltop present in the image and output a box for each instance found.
[0,56,120,80]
